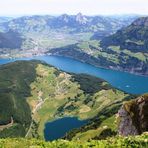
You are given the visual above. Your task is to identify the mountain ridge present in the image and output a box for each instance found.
[0,14,138,33]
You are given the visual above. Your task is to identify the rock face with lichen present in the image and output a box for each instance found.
[118,94,148,136]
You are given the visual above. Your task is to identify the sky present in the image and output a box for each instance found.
[0,0,148,16]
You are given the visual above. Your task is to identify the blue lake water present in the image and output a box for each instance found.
[44,117,87,141]
[0,55,148,94]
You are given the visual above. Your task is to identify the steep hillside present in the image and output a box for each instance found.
[0,30,23,49]
[0,61,39,138]
[0,60,129,139]
[101,17,148,52]
[99,17,148,75]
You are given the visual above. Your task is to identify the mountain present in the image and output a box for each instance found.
[0,30,23,49]
[0,60,129,138]
[91,15,140,40]
[100,17,148,53]
[49,17,148,75]
[0,17,12,24]
[1,15,53,33]
[48,13,89,29]
[0,14,138,58]
[99,16,148,74]
[0,14,137,33]
[0,17,12,31]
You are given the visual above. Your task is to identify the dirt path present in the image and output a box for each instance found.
[0,117,14,131]
[25,91,47,137]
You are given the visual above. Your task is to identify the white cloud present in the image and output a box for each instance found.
[0,0,148,16]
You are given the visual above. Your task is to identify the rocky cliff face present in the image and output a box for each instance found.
[117,94,148,136]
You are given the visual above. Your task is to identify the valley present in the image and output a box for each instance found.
[0,14,137,56]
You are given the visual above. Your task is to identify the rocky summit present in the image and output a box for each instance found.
[118,94,148,136]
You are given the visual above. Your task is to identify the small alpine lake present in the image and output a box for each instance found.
[44,117,88,141]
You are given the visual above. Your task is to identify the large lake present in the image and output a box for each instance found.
[0,55,148,94]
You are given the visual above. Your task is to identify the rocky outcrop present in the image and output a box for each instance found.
[117,94,148,136]
[75,13,88,25]
[117,106,138,136]
[0,117,14,131]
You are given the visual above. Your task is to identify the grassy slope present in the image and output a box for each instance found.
[26,63,129,139]
[76,40,148,65]
[0,133,147,148]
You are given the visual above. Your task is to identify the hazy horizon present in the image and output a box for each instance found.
[0,13,146,18]
[0,0,148,16]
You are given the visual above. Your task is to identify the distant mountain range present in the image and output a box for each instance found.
[0,14,138,57]
[0,13,138,34]
[0,17,12,23]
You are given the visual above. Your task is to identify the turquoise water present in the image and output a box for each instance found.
[44,117,87,141]
[0,55,148,94]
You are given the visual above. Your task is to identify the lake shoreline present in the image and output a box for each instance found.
[49,54,148,77]
[0,53,148,77]
[0,55,148,94]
